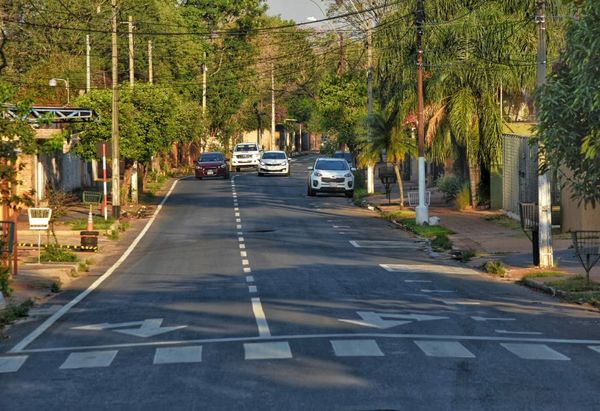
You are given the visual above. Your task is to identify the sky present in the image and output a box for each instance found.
[265,0,329,23]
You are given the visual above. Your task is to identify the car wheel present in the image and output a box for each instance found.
[286,170,290,176]
[236,167,240,172]
[345,190,354,198]
[307,186,316,196]
[196,176,203,180]
[258,172,263,176]
[224,173,230,180]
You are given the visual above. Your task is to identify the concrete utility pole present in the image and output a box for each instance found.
[271,63,276,150]
[148,40,153,84]
[128,15,134,88]
[202,52,207,115]
[338,33,346,75]
[366,19,375,194]
[127,15,138,204]
[536,0,553,267]
[111,0,121,218]
[415,0,429,225]
[86,34,91,93]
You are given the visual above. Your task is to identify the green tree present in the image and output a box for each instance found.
[537,0,600,206]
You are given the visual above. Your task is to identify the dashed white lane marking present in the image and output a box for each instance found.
[239,244,246,249]
[421,289,455,293]
[235,212,240,217]
[249,286,257,293]
[244,342,291,360]
[242,259,249,266]
[237,225,242,229]
[244,267,252,273]
[241,251,247,257]
[501,343,570,361]
[495,330,542,335]
[60,350,118,369]
[238,237,245,242]
[333,225,351,229]
[236,218,242,223]
[442,300,481,305]
[251,298,271,337]
[331,339,384,357]
[380,264,479,275]
[0,356,28,373]
[246,276,254,283]
[234,207,239,211]
[415,341,475,358]
[405,280,432,283]
[237,231,243,235]
[154,346,203,364]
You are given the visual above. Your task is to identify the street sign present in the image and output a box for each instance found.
[27,208,52,231]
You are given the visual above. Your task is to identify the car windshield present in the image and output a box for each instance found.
[199,153,223,162]
[262,152,286,160]
[235,144,258,152]
[315,159,349,171]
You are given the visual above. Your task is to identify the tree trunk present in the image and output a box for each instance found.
[171,143,179,169]
[121,164,133,206]
[393,162,404,209]
[468,158,480,208]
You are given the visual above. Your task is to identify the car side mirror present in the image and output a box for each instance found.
[308,166,313,171]
[351,167,357,172]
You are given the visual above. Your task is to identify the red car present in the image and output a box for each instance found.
[195,152,230,179]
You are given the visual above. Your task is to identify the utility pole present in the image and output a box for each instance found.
[366,19,375,194]
[415,0,428,225]
[271,63,276,150]
[202,52,207,115]
[86,34,91,93]
[536,0,553,267]
[338,33,346,75]
[127,15,138,204]
[111,0,121,218]
[148,40,153,84]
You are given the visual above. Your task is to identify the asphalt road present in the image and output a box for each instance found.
[2,154,600,411]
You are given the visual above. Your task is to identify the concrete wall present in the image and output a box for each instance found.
[560,169,600,231]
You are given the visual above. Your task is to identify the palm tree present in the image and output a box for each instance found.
[358,108,416,206]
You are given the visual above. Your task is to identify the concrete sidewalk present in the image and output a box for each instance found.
[364,187,599,282]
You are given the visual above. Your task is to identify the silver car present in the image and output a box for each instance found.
[307,158,355,198]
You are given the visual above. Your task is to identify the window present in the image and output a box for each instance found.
[262,152,286,160]
[199,153,223,162]
[235,144,258,152]
[315,160,349,171]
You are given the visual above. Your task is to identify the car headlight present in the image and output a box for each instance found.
[314,171,322,177]
[220,164,226,168]
[344,172,353,178]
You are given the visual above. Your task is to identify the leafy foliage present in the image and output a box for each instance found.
[537,0,600,206]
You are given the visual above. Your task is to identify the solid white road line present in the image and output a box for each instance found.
[405,280,432,283]
[10,179,180,354]
[251,298,271,337]
[495,330,543,335]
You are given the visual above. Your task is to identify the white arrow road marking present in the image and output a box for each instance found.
[495,330,543,335]
[339,311,449,329]
[471,316,516,322]
[72,319,186,338]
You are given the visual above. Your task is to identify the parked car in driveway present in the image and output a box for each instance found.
[258,151,290,176]
[232,143,261,172]
[307,157,355,198]
[195,152,229,179]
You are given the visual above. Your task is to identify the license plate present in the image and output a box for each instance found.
[207,170,214,175]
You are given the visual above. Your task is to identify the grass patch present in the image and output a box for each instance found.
[70,217,116,231]
[547,276,600,292]
[397,218,453,238]
[383,209,416,220]
[40,245,78,263]
[522,271,566,280]
[0,299,34,331]
[454,250,476,262]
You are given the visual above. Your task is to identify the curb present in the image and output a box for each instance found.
[520,277,565,298]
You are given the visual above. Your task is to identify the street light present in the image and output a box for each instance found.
[49,78,70,105]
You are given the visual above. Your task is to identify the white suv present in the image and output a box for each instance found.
[307,158,355,198]
[232,143,261,171]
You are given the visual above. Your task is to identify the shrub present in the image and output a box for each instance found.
[0,266,12,297]
[50,279,62,293]
[40,245,77,263]
[455,184,471,210]
[482,260,507,276]
[431,233,453,250]
[436,175,463,202]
